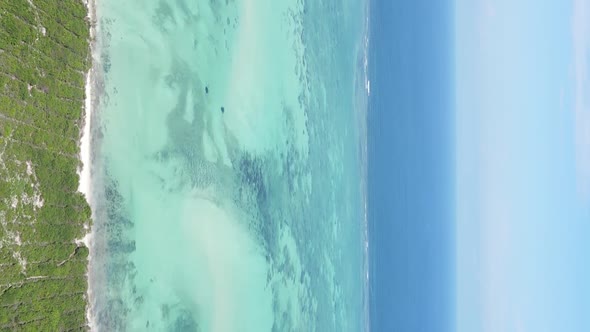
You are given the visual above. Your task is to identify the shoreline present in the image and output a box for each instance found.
[78,0,98,329]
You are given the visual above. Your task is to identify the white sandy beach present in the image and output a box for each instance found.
[77,0,98,329]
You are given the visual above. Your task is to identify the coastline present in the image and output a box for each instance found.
[78,0,98,329]
[74,0,369,329]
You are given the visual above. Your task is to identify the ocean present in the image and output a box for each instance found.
[367,0,455,331]
[87,0,368,331]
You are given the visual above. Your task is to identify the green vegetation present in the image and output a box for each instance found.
[0,0,91,330]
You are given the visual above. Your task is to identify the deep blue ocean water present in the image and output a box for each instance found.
[367,0,455,331]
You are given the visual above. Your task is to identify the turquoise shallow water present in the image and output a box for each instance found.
[88,0,368,330]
